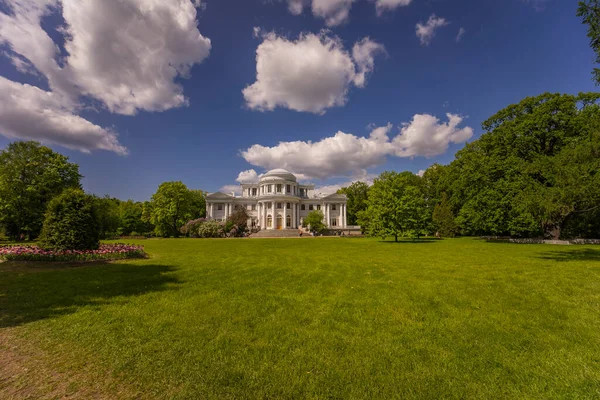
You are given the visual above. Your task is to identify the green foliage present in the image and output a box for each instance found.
[337,181,369,225]
[363,171,430,241]
[92,196,121,239]
[119,200,153,236]
[144,182,206,237]
[432,193,457,237]
[578,0,600,85]
[198,220,224,238]
[0,141,81,240]
[446,92,600,238]
[38,189,100,251]
[304,210,327,234]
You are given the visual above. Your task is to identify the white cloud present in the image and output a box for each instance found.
[352,38,387,88]
[283,0,355,26]
[241,113,473,180]
[236,169,262,183]
[0,77,127,155]
[314,170,376,195]
[243,31,384,114]
[0,0,211,154]
[283,0,413,24]
[287,0,307,15]
[416,14,449,46]
[416,169,425,177]
[456,27,466,42]
[219,184,241,196]
[392,113,473,157]
[373,0,412,15]
[312,0,355,27]
[61,0,211,115]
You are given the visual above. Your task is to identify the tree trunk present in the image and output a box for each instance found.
[395,234,398,242]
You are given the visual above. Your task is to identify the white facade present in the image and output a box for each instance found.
[206,169,348,230]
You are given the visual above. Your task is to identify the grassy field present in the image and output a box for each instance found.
[1,237,599,399]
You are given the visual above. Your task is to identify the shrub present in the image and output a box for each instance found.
[38,189,100,251]
[198,220,224,238]
[180,218,207,237]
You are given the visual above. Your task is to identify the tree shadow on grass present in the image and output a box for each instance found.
[378,239,439,244]
[536,249,600,262]
[0,262,180,328]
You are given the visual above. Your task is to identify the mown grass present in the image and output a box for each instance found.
[1,237,600,399]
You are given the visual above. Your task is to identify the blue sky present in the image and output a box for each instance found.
[0,0,595,201]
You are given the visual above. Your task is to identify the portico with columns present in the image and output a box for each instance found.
[205,169,347,230]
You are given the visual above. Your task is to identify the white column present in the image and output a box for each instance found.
[326,203,330,227]
[292,202,296,228]
[283,202,287,229]
[343,204,346,228]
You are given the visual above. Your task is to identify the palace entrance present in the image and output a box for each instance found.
[276,215,283,230]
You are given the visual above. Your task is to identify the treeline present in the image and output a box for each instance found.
[0,142,206,241]
[340,92,600,240]
[1,93,598,242]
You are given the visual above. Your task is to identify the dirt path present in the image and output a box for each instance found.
[0,328,137,399]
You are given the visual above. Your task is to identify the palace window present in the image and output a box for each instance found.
[316,205,321,211]
[268,184,272,193]
[276,184,282,193]
[309,205,313,211]
[251,204,256,211]
[252,188,257,196]
[217,204,223,211]
[276,202,282,209]
[286,203,291,208]
[267,202,272,209]
[331,218,337,227]
[267,215,272,228]
[301,204,306,210]
[332,204,336,211]
[286,184,291,193]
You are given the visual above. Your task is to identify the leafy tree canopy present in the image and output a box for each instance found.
[0,141,81,240]
[144,182,206,237]
[447,92,600,238]
[304,210,327,234]
[362,171,429,241]
[578,0,600,85]
[337,181,369,226]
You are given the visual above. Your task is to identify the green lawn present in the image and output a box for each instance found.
[1,238,600,399]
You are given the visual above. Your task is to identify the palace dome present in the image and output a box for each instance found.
[260,169,297,182]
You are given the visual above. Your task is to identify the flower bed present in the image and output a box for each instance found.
[0,244,147,262]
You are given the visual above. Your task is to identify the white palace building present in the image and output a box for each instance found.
[206,169,348,230]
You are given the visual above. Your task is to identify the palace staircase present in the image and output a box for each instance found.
[249,228,309,238]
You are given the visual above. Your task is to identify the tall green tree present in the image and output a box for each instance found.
[578,0,600,85]
[337,181,369,226]
[432,193,457,237]
[447,92,600,238]
[0,141,81,240]
[119,200,153,235]
[92,195,121,239]
[144,182,205,237]
[363,171,429,242]
[304,210,327,234]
